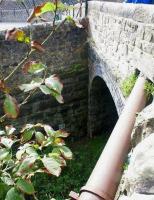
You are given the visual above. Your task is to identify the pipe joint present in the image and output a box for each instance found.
[80,186,111,200]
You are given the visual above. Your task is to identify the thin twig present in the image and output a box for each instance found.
[4,50,33,82]
[42,19,66,45]
[3,5,65,82]
[33,194,39,200]
[42,0,59,45]
[19,88,37,106]
[0,114,6,122]
[1,2,68,123]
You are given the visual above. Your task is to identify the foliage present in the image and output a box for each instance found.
[0,124,72,200]
[121,73,137,98]
[0,0,84,199]
[144,81,154,98]
[32,135,108,200]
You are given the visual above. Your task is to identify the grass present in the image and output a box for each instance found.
[33,134,108,200]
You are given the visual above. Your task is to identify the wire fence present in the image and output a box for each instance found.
[0,1,85,23]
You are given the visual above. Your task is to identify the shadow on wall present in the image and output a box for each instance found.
[88,76,118,138]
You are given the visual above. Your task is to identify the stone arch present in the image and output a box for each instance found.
[89,58,125,116]
[88,76,119,137]
[88,56,125,137]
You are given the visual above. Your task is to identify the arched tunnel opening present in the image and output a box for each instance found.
[89,76,119,138]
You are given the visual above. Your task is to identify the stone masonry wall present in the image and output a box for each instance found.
[87,2,154,84]
[0,22,88,138]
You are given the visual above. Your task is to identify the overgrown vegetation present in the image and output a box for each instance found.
[144,81,154,99]
[121,73,137,97]
[0,123,73,200]
[33,135,108,200]
[121,73,154,99]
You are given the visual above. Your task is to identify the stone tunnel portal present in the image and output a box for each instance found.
[89,76,119,137]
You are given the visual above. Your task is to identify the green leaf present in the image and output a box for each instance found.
[27,2,56,22]
[17,156,37,175]
[40,84,64,103]
[52,148,61,155]
[35,132,45,144]
[16,144,31,160]
[23,61,46,74]
[45,75,63,94]
[3,95,19,119]
[1,176,14,186]
[48,153,66,167]
[21,129,34,143]
[57,2,66,11]
[42,157,61,177]
[0,130,5,136]
[16,149,25,160]
[53,138,65,146]
[20,124,34,133]
[40,2,56,14]
[26,147,38,156]
[42,137,54,147]
[43,74,64,103]
[54,130,70,138]
[59,146,73,160]
[1,138,14,148]
[24,37,30,44]
[16,179,35,195]
[0,182,10,199]
[0,148,10,160]
[5,125,16,135]
[50,90,64,104]
[19,78,43,92]
[5,187,25,200]
[44,125,54,136]
[28,63,46,74]
[39,85,52,95]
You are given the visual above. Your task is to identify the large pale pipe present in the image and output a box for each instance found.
[79,75,146,200]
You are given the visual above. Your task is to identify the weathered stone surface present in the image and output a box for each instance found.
[116,103,154,200]
[125,133,154,194]
[119,193,154,200]
[131,102,154,147]
[87,1,154,82]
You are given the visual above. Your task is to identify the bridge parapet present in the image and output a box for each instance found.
[87,1,154,83]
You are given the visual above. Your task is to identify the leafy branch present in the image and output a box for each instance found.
[0,0,85,199]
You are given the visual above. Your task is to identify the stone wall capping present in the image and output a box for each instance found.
[89,1,154,24]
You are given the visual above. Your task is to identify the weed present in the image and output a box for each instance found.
[121,73,137,97]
